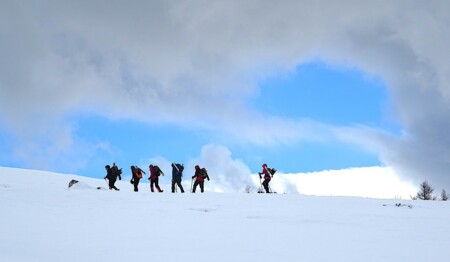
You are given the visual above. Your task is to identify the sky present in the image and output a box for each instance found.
[1,0,450,196]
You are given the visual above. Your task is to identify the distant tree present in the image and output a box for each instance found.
[415,181,436,200]
[440,189,449,201]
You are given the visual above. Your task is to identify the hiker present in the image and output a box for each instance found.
[171,163,185,193]
[191,165,210,193]
[259,163,276,193]
[111,162,122,180]
[149,164,164,192]
[104,165,119,191]
[130,166,145,192]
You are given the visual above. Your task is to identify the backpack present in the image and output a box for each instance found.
[269,168,276,176]
[200,168,208,179]
[156,166,162,176]
[136,169,143,179]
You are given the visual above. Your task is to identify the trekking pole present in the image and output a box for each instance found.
[173,163,180,173]
[190,178,195,193]
[258,177,263,193]
[172,163,180,193]
[258,173,264,193]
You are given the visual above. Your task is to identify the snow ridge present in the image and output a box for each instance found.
[0,166,449,262]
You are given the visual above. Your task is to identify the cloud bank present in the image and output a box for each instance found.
[275,167,417,199]
[144,144,416,198]
[188,144,253,193]
[1,1,450,188]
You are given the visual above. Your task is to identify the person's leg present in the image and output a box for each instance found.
[111,179,119,190]
[171,179,176,193]
[263,180,269,193]
[108,179,114,190]
[200,181,205,193]
[192,180,199,193]
[155,179,163,192]
[134,179,139,192]
[177,179,184,193]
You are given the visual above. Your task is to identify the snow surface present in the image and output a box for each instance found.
[1,166,449,262]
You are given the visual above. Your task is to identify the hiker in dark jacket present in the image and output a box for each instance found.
[111,162,122,180]
[104,165,119,191]
[149,165,164,192]
[191,165,210,193]
[171,163,185,193]
[130,166,145,192]
[259,163,276,193]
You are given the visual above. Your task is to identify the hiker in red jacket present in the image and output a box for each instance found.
[149,165,164,192]
[259,163,276,193]
[191,165,210,193]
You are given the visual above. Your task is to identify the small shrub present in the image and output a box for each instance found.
[440,189,449,201]
[415,181,436,200]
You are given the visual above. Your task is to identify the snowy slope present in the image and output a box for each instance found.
[0,166,449,262]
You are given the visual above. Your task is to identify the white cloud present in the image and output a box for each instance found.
[139,145,254,192]
[272,167,417,199]
[187,144,253,192]
[174,144,416,199]
[1,1,450,189]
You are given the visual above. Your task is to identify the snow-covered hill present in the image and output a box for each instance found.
[0,166,449,261]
